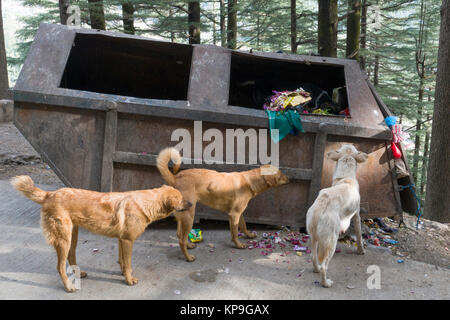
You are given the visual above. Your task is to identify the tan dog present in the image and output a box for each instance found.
[306,144,367,288]
[10,175,191,292]
[156,147,289,262]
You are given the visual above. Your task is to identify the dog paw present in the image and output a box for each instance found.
[186,254,196,262]
[235,242,247,249]
[80,271,88,278]
[313,268,320,273]
[246,232,257,239]
[187,242,197,249]
[357,248,365,255]
[126,277,138,286]
[321,279,334,288]
[64,283,76,293]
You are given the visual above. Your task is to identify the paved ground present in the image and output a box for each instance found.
[0,180,448,300]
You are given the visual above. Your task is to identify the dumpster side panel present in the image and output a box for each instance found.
[111,162,309,227]
[116,113,315,169]
[114,113,314,227]
[320,135,398,218]
[14,102,105,190]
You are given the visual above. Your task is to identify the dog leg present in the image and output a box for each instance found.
[119,239,138,285]
[238,215,257,239]
[54,238,75,293]
[228,211,246,249]
[118,239,124,275]
[175,206,196,262]
[318,239,336,288]
[311,235,320,273]
[352,210,365,255]
[68,225,87,278]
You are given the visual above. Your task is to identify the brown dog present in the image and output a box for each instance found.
[156,147,289,262]
[10,175,191,292]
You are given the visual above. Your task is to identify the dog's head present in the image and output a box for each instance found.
[327,144,368,165]
[162,186,192,213]
[260,164,290,187]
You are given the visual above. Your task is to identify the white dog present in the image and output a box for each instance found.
[306,144,368,288]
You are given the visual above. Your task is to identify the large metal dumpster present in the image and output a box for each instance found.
[13,23,416,228]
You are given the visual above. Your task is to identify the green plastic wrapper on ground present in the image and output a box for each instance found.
[189,229,203,243]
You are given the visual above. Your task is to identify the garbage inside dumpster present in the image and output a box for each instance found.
[263,88,311,112]
[262,84,347,116]
[266,109,304,142]
[263,83,348,142]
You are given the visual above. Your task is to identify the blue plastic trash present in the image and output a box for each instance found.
[384,116,397,127]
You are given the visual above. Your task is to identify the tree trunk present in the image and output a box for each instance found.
[424,0,450,222]
[420,128,430,196]
[227,0,237,49]
[212,1,216,45]
[346,0,361,60]
[373,53,379,85]
[122,1,135,35]
[88,0,106,30]
[291,0,297,53]
[413,79,424,184]
[59,0,71,25]
[318,0,338,57]
[360,0,367,69]
[220,0,226,47]
[169,7,175,42]
[256,13,260,50]
[188,1,200,44]
[0,0,9,99]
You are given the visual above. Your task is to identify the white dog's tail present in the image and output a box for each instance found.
[10,175,48,204]
[156,148,181,186]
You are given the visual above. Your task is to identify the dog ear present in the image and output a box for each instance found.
[328,151,340,161]
[262,173,278,187]
[355,152,368,163]
[163,196,176,213]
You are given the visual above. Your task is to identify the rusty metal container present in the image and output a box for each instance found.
[13,23,416,227]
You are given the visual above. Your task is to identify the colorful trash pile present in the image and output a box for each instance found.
[262,86,348,116]
[363,217,399,248]
[242,227,311,256]
[263,88,312,113]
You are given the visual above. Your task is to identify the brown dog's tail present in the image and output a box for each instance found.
[156,148,181,186]
[10,175,48,204]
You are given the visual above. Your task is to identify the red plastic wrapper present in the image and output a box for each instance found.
[391,142,402,159]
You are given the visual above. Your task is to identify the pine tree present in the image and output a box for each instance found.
[424,0,450,222]
[188,0,200,44]
[318,0,338,57]
[59,0,71,24]
[121,0,135,34]
[87,0,106,30]
[345,0,361,60]
[227,0,237,49]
